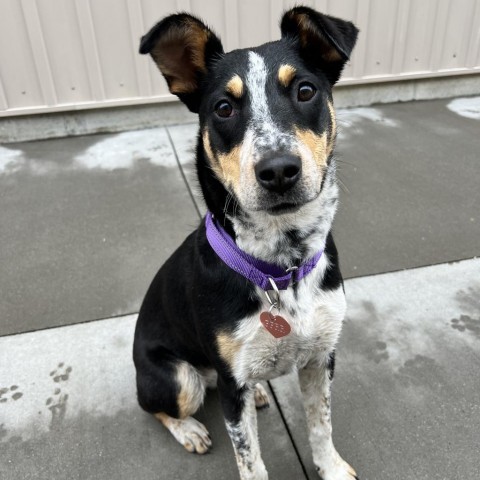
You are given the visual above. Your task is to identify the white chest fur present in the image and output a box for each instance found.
[226,162,344,386]
[231,256,346,386]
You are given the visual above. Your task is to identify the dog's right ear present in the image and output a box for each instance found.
[281,7,358,85]
[140,14,224,113]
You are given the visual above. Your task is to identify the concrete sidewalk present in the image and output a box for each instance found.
[1,259,479,480]
[1,96,479,479]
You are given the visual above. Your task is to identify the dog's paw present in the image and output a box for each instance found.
[156,414,212,454]
[254,383,270,409]
[315,452,358,480]
[237,461,269,480]
[171,417,212,454]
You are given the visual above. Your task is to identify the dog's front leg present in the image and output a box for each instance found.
[218,377,268,480]
[299,356,358,480]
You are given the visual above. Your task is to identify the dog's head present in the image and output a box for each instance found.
[141,7,358,221]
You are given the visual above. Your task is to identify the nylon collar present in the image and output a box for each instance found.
[205,211,323,291]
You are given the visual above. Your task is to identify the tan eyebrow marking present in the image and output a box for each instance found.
[226,74,244,98]
[278,64,297,87]
[294,128,328,169]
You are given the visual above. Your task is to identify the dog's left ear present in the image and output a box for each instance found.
[281,7,358,85]
[139,14,224,113]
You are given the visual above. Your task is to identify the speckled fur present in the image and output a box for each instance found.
[135,7,359,480]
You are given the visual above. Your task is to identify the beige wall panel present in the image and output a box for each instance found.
[363,0,397,77]
[21,0,59,105]
[0,0,45,109]
[438,0,476,71]
[36,0,92,105]
[428,0,452,72]
[191,0,227,43]
[295,0,315,10]
[465,0,480,67]
[88,0,140,100]
[238,0,272,48]
[0,79,8,111]
[125,0,151,98]
[74,0,106,101]
[402,0,437,74]
[1,0,479,116]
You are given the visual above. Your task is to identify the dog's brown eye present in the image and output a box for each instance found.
[215,101,234,118]
[297,83,316,102]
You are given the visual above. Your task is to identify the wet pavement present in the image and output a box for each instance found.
[1,96,479,480]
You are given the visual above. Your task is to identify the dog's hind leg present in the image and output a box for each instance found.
[136,354,211,454]
[157,361,212,454]
[298,354,358,480]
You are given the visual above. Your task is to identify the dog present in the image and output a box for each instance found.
[133,6,359,480]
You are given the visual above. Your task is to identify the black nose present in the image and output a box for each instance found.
[254,155,302,194]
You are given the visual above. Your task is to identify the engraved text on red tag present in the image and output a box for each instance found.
[260,311,291,338]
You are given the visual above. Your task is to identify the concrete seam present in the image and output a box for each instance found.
[267,380,311,479]
[165,126,203,220]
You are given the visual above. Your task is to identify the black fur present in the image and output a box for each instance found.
[133,223,260,395]
[322,232,344,292]
[134,5,358,478]
[327,350,336,381]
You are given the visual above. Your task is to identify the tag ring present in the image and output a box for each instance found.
[268,303,279,315]
[264,278,281,309]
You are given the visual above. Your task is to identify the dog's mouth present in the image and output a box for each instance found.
[265,202,302,215]
[236,179,323,217]
[261,189,321,216]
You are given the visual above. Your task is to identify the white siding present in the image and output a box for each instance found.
[0,0,479,116]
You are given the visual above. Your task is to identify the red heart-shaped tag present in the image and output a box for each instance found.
[260,311,291,338]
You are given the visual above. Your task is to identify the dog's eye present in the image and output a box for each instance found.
[215,101,234,118]
[297,83,316,102]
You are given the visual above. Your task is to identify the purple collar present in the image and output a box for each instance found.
[205,211,323,291]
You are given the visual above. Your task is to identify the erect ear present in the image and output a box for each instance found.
[140,13,224,113]
[280,7,358,85]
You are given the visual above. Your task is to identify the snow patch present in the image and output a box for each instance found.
[447,96,480,120]
[0,146,25,174]
[74,128,176,170]
[336,107,398,140]
[0,128,179,176]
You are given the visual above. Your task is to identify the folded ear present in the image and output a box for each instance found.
[280,7,358,85]
[140,14,224,112]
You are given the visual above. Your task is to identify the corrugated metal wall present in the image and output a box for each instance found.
[1,0,479,117]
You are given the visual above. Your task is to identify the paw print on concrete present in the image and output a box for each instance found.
[366,341,389,363]
[46,388,69,429]
[397,355,440,387]
[49,362,72,383]
[46,363,72,429]
[451,315,480,338]
[0,385,23,403]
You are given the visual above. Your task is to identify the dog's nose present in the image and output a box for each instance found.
[255,155,302,194]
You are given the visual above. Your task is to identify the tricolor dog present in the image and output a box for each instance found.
[133,6,359,480]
